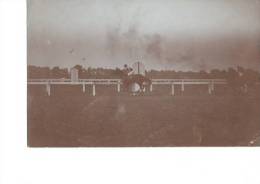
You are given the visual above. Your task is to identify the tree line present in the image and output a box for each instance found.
[28,64,260,89]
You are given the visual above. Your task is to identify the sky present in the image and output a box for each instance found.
[28,0,260,71]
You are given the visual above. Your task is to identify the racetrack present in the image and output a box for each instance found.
[28,86,260,147]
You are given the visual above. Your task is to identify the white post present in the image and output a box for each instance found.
[150,84,153,92]
[211,82,214,91]
[117,82,120,92]
[143,86,146,92]
[181,80,184,92]
[82,83,86,92]
[92,84,96,96]
[208,83,212,94]
[46,83,51,96]
[171,83,175,96]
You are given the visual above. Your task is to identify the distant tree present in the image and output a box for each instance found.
[226,67,240,89]
[73,65,83,71]
[51,67,60,78]
[238,67,259,93]
[28,65,51,79]
[199,70,209,79]
[225,66,260,94]
[210,69,222,78]
[50,66,69,78]
[73,65,84,78]
[114,67,124,78]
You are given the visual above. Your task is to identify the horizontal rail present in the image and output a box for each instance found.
[151,79,226,82]
[152,79,226,81]
[28,78,121,82]
[28,78,122,85]
[151,81,227,85]
[27,78,260,96]
[28,82,121,85]
[28,78,228,85]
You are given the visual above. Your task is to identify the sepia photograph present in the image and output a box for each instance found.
[3,1,260,184]
[27,0,260,147]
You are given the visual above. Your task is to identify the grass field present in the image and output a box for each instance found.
[28,85,260,147]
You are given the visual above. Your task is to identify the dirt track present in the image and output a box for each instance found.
[28,86,260,147]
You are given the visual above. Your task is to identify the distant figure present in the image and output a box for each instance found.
[122,61,151,94]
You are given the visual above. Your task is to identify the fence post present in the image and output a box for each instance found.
[150,84,153,92]
[211,81,214,92]
[171,83,175,96]
[181,80,185,92]
[82,82,86,92]
[208,83,212,94]
[117,82,120,92]
[46,82,51,96]
[92,83,96,96]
